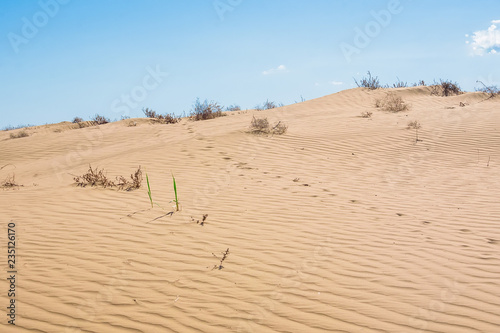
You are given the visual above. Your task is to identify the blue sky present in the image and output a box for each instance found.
[1,0,499,127]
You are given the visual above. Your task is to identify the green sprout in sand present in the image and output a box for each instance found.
[146,173,153,208]
[172,173,180,212]
[145,171,179,212]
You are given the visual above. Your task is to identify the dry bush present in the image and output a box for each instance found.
[271,121,288,135]
[74,165,114,188]
[190,98,225,121]
[476,80,499,99]
[254,100,283,110]
[73,165,142,190]
[157,113,179,124]
[407,120,421,130]
[91,114,110,125]
[10,130,29,139]
[250,116,269,134]
[412,80,427,87]
[115,167,142,191]
[430,79,462,97]
[354,71,381,90]
[72,117,84,123]
[142,108,180,124]
[392,77,408,88]
[226,104,241,111]
[1,174,23,189]
[407,120,422,142]
[360,111,373,118]
[143,108,158,118]
[375,93,410,112]
[249,116,287,135]
[142,108,178,124]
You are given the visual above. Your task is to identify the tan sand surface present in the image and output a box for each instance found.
[1,87,499,332]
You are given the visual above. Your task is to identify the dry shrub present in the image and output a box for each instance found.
[392,77,408,88]
[476,81,499,100]
[73,165,142,190]
[250,116,269,134]
[1,174,23,189]
[354,71,381,90]
[249,116,287,135]
[72,117,84,123]
[430,79,462,97]
[360,111,373,118]
[254,100,283,110]
[91,114,110,125]
[226,105,241,111]
[271,121,288,135]
[10,130,29,139]
[143,108,157,118]
[143,108,179,124]
[412,80,427,87]
[157,114,179,124]
[375,93,409,112]
[115,167,143,191]
[190,98,225,121]
[407,120,421,130]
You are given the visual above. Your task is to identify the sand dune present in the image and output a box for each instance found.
[1,87,499,332]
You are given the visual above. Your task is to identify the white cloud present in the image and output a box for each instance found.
[262,65,287,75]
[468,20,500,55]
[330,81,344,86]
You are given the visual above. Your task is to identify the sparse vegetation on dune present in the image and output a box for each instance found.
[190,98,225,121]
[412,80,427,87]
[91,114,110,125]
[226,104,241,111]
[143,108,179,124]
[476,80,499,100]
[407,120,422,142]
[255,100,283,110]
[375,93,410,112]
[1,174,23,189]
[9,130,29,139]
[70,115,110,128]
[391,77,408,88]
[407,120,421,130]
[354,71,382,90]
[249,116,287,135]
[360,111,373,118]
[430,79,463,97]
[73,165,142,190]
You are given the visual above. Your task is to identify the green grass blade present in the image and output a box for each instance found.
[146,173,153,208]
[172,173,179,211]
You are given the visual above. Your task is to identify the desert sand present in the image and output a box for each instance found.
[1,86,499,332]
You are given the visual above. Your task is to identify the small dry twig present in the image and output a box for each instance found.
[212,248,230,270]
